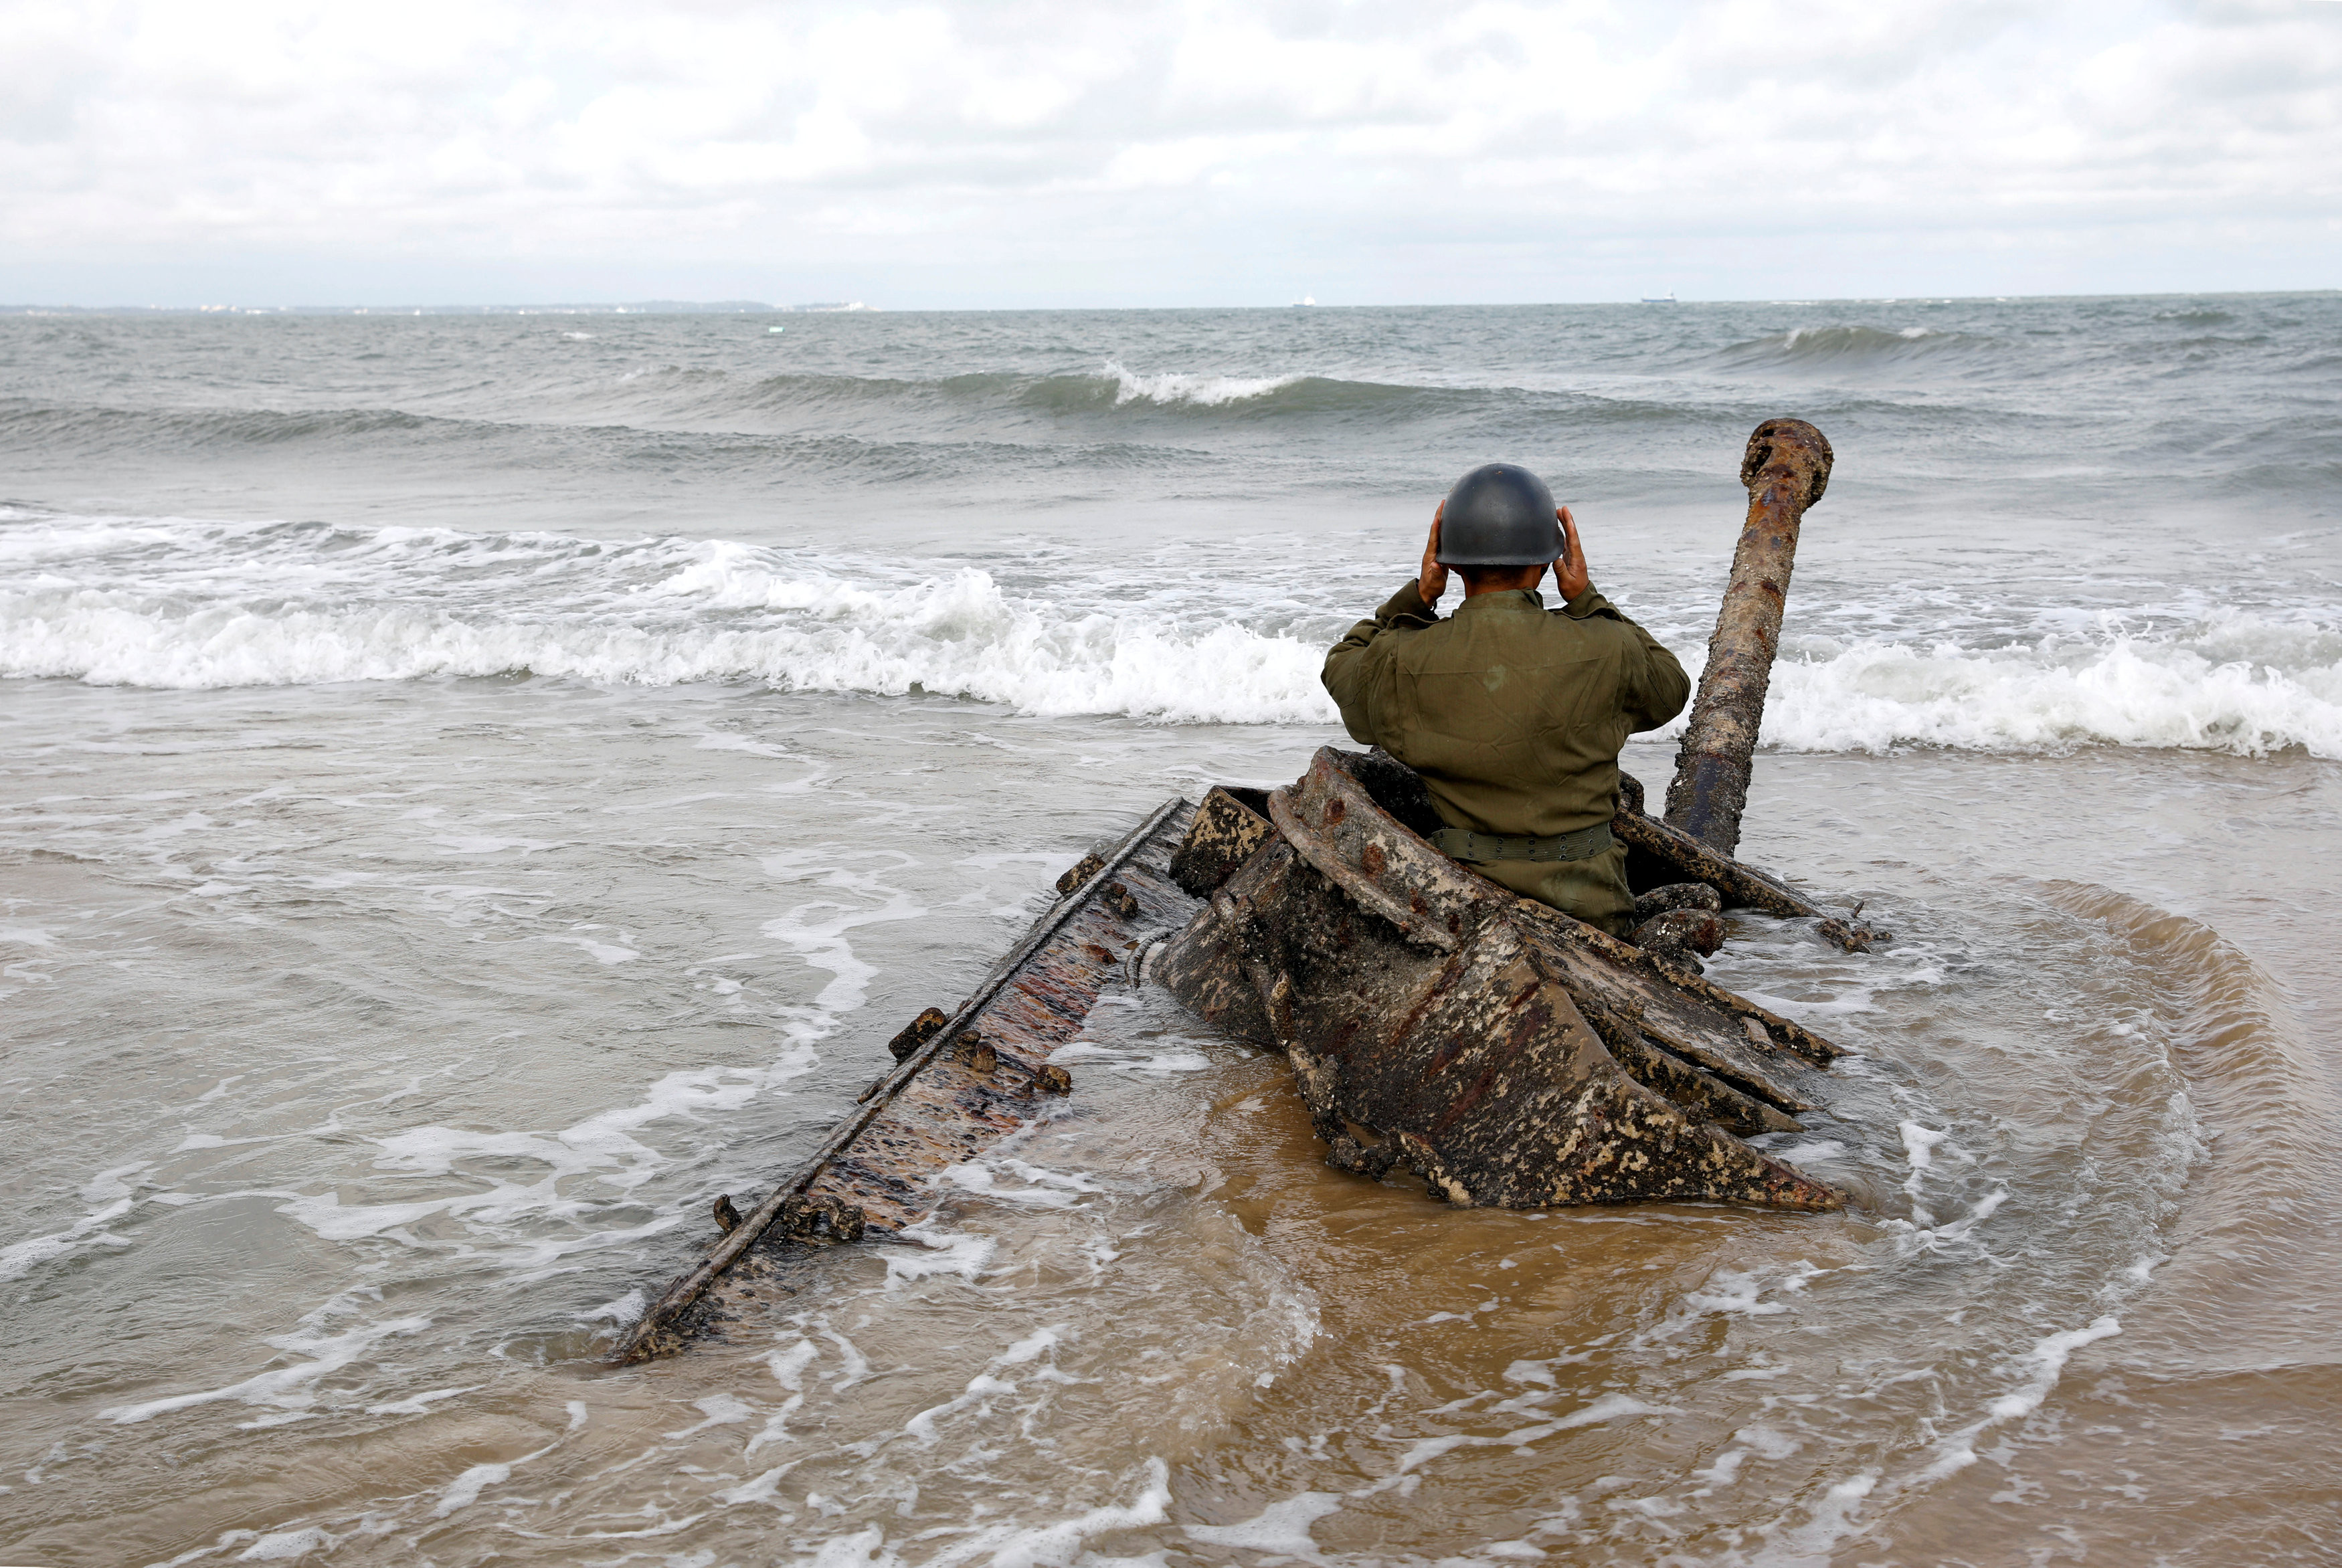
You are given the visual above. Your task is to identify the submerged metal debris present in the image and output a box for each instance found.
[613,743,1871,1361]
[614,417,1876,1362]
[1148,746,1846,1212]
[612,799,1194,1363]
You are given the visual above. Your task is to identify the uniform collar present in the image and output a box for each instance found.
[1453,588,1546,616]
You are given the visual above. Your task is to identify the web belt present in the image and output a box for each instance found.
[1430,822,1615,865]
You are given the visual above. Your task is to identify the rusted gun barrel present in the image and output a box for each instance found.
[1663,418,1833,857]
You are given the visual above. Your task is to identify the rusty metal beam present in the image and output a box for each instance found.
[611,795,1184,1364]
[1664,418,1833,858]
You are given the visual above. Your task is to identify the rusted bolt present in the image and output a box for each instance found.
[1325,795,1347,825]
[778,1195,866,1244]
[886,1006,950,1062]
[1034,1063,1072,1094]
[1631,906,1726,964]
[959,1036,997,1075]
[1361,842,1386,877]
[1055,852,1105,896]
[712,1193,741,1234]
[1102,881,1141,920]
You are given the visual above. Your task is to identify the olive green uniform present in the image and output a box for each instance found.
[1322,579,1690,936]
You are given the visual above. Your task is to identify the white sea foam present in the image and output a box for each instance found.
[432,1460,513,1517]
[0,515,1332,722]
[238,1525,337,1559]
[757,859,929,1020]
[100,1312,433,1424]
[884,1219,999,1284]
[1898,1122,1952,1184]
[274,1050,818,1273]
[1755,623,2342,757]
[802,1458,1170,1568]
[1101,359,1303,406]
[939,1157,1106,1208]
[1370,1392,1677,1488]
[1835,1314,2131,1511]
[1731,1310,2125,1563]
[7,511,2341,753]
[0,1195,137,1281]
[1186,1490,1344,1553]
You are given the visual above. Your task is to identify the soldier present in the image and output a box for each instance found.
[1322,464,1690,938]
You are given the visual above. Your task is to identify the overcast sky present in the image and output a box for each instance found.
[3,0,2337,308]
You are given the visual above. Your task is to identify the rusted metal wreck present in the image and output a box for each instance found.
[613,417,1874,1364]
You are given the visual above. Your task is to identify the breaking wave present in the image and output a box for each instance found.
[709,363,1435,421]
[0,369,1477,476]
[4,511,2338,755]
[1714,324,2003,373]
[1100,360,1305,406]
[1759,624,2342,757]
[0,513,1332,724]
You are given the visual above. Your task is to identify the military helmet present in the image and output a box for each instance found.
[1436,463,1561,565]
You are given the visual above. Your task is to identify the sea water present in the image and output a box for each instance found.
[2,296,2338,1565]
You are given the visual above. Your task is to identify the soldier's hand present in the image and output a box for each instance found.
[1419,503,1450,607]
[1555,508,1590,601]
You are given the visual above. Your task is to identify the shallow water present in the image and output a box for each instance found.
[5,698,2339,1565]
[3,298,2340,1564]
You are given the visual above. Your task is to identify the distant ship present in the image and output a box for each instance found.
[1641,292,1678,304]
[1293,294,1317,306]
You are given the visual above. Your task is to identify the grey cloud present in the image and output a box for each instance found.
[1,0,2335,305]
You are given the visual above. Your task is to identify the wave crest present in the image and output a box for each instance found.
[0,519,1332,722]
[5,512,2338,754]
[1750,623,2342,757]
[1012,365,1427,419]
[1101,361,1303,407]
[1716,324,1998,372]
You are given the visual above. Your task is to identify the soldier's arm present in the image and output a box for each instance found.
[1322,579,1437,743]
[1558,587,1690,732]
[1602,608,1696,739]
[1548,511,1688,729]
[1617,613,1691,731]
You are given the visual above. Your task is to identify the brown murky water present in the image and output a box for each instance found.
[6,680,2337,1566]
